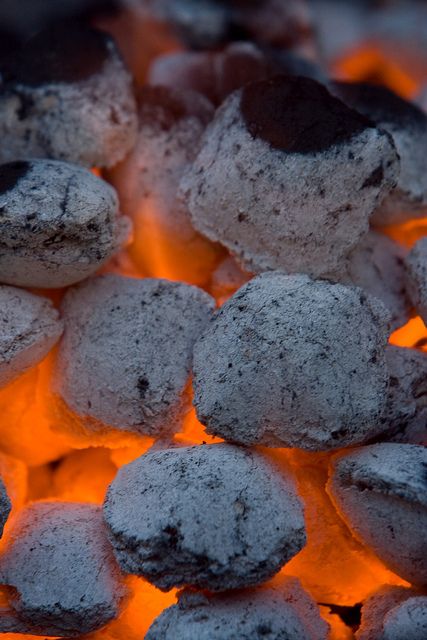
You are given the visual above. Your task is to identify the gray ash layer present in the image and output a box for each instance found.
[180,76,399,278]
[54,275,214,437]
[0,477,10,538]
[193,273,391,450]
[0,501,127,636]
[334,82,427,225]
[146,576,328,640]
[356,586,427,640]
[0,25,137,167]
[405,237,427,325]
[0,160,130,288]
[0,285,63,388]
[103,443,306,591]
[328,443,427,586]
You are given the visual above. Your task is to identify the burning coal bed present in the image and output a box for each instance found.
[0,1,426,639]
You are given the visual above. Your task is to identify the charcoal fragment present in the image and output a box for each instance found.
[405,237,427,324]
[0,477,11,538]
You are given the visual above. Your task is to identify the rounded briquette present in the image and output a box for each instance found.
[0,286,63,388]
[0,501,127,636]
[405,237,427,325]
[180,76,399,278]
[54,275,214,438]
[334,82,427,225]
[328,443,427,586]
[0,23,137,168]
[146,577,328,640]
[103,443,306,591]
[0,159,130,288]
[193,272,391,450]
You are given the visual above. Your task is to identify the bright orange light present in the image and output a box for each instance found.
[389,316,427,350]
[382,217,427,249]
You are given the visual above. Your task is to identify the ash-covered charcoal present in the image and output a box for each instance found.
[0,502,127,636]
[0,477,11,538]
[333,82,427,226]
[327,443,427,586]
[0,160,130,288]
[338,231,410,331]
[180,75,399,278]
[109,86,221,285]
[405,237,427,324]
[209,255,251,305]
[0,23,137,168]
[0,286,63,388]
[146,576,328,640]
[193,272,391,450]
[356,586,427,640]
[103,443,306,591]
[54,275,214,437]
[382,346,427,446]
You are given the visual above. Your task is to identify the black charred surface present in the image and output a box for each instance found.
[2,23,111,87]
[320,602,362,631]
[241,75,374,154]
[334,81,427,129]
[0,161,30,195]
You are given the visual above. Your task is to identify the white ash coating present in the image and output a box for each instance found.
[180,78,399,278]
[146,576,328,640]
[54,275,214,437]
[383,346,427,445]
[103,443,306,591]
[327,443,427,586]
[0,160,130,288]
[337,231,410,331]
[383,596,427,640]
[334,82,427,226]
[0,477,11,538]
[0,30,137,168]
[193,272,391,450]
[0,286,63,388]
[0,501,127,636]
[405,237,427,324]
[356,586,425,640]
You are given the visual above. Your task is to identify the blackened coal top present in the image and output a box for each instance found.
[2,23,111,87]
[241,75,374,154]
[0,161,29,195]
[334,81,427,129]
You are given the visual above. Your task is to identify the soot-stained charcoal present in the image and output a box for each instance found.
[180,76,399,278]
[382,346,427,446]
[0,477,11,538]
[334,82,427,225]
[0,160,130,288]
[109,86,221,285]
[0,23,137,167]
[356,586,427,640]
[0,502,127,636]
[193,272,391,450]
[337,231,410,331]
[405,237,427,324]
[54,275,214,437]
[0,286,63,388]
[103,443,306,591]
[327,443,427,586]
[146,576,328,640]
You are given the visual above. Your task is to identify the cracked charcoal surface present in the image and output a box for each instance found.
[356,586,427,640]
[180,76,399,277]
[0,502,127,636]
[103,443,306,591]
[0,24,137,167]
[0,286,63,388]
[193,272,391,450]
[0,160,130,288]
[328,443,427,586]
[0,477,11,538]
[382,346,427,446]
[336,231,410,331]
[405,237,427,325]
[146,576,328,640]
[334,82,427,225]
[54,275,214,437]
